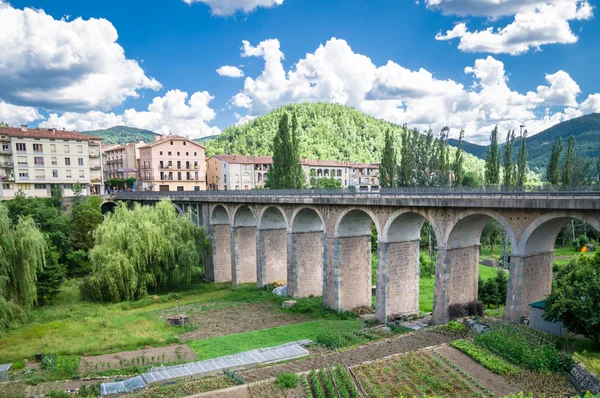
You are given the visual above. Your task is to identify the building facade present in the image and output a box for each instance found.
[138,136,206,191]
[0,125,103,199]
[207,155,272,190]
[103,142,144,183]
[301,159,380,191]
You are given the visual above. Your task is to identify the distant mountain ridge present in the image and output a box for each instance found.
[448,113,600,176]
[82,126,160,145]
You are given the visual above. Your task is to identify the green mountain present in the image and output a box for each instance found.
[449,113,600,177]
[202,102,490,178]
[82,126,160,145]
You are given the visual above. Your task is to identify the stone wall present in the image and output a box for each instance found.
[571,363,600,394]
[447,245,479,305]
[289,231,323,298]
[521,252,553,311]
[212,224,232,282]
[262,229,287,285]
[385,240,419,317]
[233,227,257,284]
[340,236,372,311]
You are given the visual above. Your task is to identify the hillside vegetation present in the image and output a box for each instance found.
[82,126,159,145]
[450,113,600,177]
[202,102,489,178]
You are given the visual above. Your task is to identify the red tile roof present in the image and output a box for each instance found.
[0,126,102,141]
[212,155,273,164]
[301,159,378,168]
[138,135,206,149]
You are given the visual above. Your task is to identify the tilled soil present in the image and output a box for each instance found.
[239,331,452,383]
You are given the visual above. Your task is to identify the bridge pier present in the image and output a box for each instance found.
[208,205,232,283]
[287,231,324,298]
[256,228,287,288]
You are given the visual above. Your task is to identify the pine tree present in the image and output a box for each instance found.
[454,129,464,186]
[546,137,563,185]
[380,129,397,188]
[561,135,576,186]
[517,130,528,187]
[485,126,501,185]
[503,130,516,186]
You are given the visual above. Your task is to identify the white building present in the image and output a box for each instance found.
[206,155,272,190]
[300,159,380,191]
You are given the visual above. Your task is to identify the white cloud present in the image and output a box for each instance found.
[182,0,283,16]
[579,94,600,113]
[432,1,593,55]
[40,90,221,138]
[0,2,161,112]
[0,102,42,127]
[216,65,244,78]
[232,37,595,144]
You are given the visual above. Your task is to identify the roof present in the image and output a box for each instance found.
[0,126,102,141]
[529,301,546,309]
[211,155,273,164]
[301,158,379,168]
[138,135,206,149]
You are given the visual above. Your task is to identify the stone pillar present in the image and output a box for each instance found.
[231,226,257,285]
[325,235,372,312]
[506,251,554,321]
[256,228,287,288]
[287,231,324,298]
[208,224,232,282]
[375,239,420,323]
[432,244,480,324]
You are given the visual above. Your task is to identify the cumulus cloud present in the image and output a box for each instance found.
[0,2,161,112]
[182,0,284,16]
[579,94,600,114]
[216,65,245,78]
[40,90,221,139]
[431,1,593,55]
[231,37,597,144]
[0,102,42,127]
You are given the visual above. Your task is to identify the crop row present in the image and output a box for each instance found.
[431,349,495,397]
[451,340,521,375]
[305,366,359,398]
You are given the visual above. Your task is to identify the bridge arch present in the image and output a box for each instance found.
[208,204,232,283]
[256,206,288,288]
[288,206,325,298]
[334,207,380,238]
[100,201,117,214]
[210,204,230,225]
[231,205,258,285]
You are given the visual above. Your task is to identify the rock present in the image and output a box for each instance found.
[480,259,498,268]
[282,300,297,309]
[570,363,600,394]
[272,285,288,297]
[360,314,377,322]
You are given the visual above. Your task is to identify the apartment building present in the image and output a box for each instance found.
[0,125,103,199]
[138,135,206,191]
[206,155,272,190]
[301,159,380,191]
[103,142,144,182]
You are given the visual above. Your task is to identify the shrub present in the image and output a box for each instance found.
[447,321,466,333]
[451,340,520,375]
[449,303,466,319]
[276,373,299,389]
[420,252,436,278]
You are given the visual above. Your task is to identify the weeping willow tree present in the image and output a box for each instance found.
[0,203,46,335]
[81,200,211,302]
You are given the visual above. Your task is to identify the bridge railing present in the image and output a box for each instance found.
[116,185,600,199]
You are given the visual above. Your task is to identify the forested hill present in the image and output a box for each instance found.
[81,126,160,145]
[201,103,488,174]
[449,113,600,175]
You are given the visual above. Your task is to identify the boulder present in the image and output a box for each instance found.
[272,285,288,297]
[282,300,297,309]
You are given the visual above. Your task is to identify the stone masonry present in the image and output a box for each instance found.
[257,229,287,287]
[232,227,257,285]
[338,236,372,311]
[211,224,232,283]
[288,231,323,298]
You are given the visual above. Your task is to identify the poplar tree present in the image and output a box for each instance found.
[454,129,465,186]
[290,113,305,189]
[546,137,563,185]
[485,126,501,185]
[517,130,528,187]
[267,113,304,189]
[380,129,397,188]
[503,130,516,186]
[561,135,576,186]
[399,128,413,187]
[438,127,450,185]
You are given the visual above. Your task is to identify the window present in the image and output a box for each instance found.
[18,169,28,178]
[34,184,46,189]
[16,143,26,151]
[194,152,197,156]
[50,144,56,153]
[64,145,70,153]
[33,144,42,152]
[65,158,71,166]
[78,158,84,166]
[77,145,83,154]
[17,156,27,166]
[66,170,72,178]
[52,170,58,178]
[35,169,44,179]
[168,152,172,156]
[195,172,199,180]
[177,152,180,156]
[51,157,57,165]
[183,141,186,146]
[34,157,44,165]
[19,184,31,190]
[2,183,11,190]
[63,184,72,189]
[178,171,182,181]
[177,186,184,191]
[1,144,8,151]
[160,151,163,155]
[224,175,227,183]
[170,141,174,145]
[177,161,181,169]
[186,152,189,156]
[79,170,85,178]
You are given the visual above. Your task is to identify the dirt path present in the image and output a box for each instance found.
[435,345,521,397]
[179,302,313,341]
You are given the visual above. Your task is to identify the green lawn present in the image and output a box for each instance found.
[188,320,362,360]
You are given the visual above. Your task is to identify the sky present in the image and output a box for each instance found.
[0,0,599,144]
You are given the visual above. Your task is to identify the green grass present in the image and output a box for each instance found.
[574,352,600,376]
[188,320,362,359]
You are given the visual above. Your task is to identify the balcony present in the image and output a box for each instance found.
[91,177,101,182]
[0,149,11,155]
[89,152,100,158]
[18,176,30,180]
[1,161,13,168]
[91,165,101,170]
[36,176,45,180]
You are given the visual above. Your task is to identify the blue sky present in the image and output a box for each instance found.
[0,0,598,143]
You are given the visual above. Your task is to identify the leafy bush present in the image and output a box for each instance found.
[276,373,299,389]
[420,252,436,278]
[447,321,466,333]
[78,383,101,398]
[449,303,466,319]
[451,340,520,375]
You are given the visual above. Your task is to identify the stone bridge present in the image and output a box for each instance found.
[116,188,600,324]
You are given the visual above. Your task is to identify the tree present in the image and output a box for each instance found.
[517,130,528,188]
[50,184,63,209]
[380,129,397,188]
[267,113,304,189]
[546,138,563,185]
[485,126,501,185]
[80,200,211,302]
[544,251,600,348]
[399,128,413,187]
[503,130,516,186]
[478,270,508,308]
[572,156,592,186]
[312,177,342,189]
[36,243,66,305]
[482,220,503,254]
[561,135,575,185]
[71,196,103,253]
[462,171,482,187]
[454,130,465,186]
[437,127,450,186]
